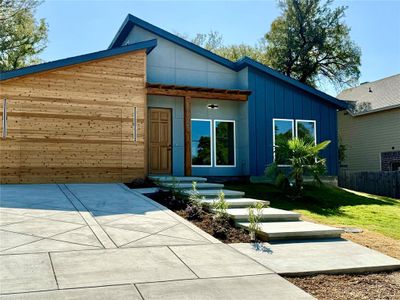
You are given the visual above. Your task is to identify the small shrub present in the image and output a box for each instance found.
[185,204,202,220]
[248,202,265,241]
[212,191,229,220]
[188,181,203,207]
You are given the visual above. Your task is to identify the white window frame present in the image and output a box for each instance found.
[272,118,294,167]
[191,119,213,167]
[214,119,236,167]
[295,119,317,145]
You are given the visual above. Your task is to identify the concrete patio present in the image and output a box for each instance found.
[0,183,313,299]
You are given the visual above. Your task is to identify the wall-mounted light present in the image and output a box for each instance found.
[207,104,219,110]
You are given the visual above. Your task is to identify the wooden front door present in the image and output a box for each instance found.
[149,108,172,174]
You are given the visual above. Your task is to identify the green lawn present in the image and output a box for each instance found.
[225,183,400,240]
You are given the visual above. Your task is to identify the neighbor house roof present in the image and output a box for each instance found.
[0,39,157,81]
[337,74,400,114]
[109,14,347,109]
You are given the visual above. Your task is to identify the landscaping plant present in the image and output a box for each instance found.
[288,138,330,196]
[184,181,203,220]
[212,191,229,219]
[266,138,330,198]
[248,202,265,241]
[211,191,231,240]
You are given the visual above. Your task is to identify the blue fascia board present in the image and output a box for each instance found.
[109,14,237,70]
[235,57,348,109]
[0,39,157,81]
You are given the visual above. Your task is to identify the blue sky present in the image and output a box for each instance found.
[36,0,400,95]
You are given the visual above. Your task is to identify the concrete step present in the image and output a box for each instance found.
[201,198,270,208]
[227,208,301,222]
[149,176,207,183]
[181,189,245,199]
[160,182,224,190]
[238,221,344,241]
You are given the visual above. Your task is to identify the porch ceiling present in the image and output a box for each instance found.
[146,82,251,101]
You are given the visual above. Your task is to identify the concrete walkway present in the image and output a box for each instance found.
[0,183,313,299]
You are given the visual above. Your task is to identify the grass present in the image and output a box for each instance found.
[224,182,400,240]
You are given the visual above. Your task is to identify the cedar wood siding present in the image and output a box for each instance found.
[338,108,400,172]
[248,68,339,176]
[0,50,147,183]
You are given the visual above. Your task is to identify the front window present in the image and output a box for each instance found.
[191,120,212,166]
[296,120,316,144]
[214,120,236,166]
[273,119,294,165]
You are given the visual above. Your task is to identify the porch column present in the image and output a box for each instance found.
[184,96,192,176]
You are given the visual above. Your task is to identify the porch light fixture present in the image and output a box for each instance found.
[207,104,219,110]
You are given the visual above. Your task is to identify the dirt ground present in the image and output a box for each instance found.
[342,229,400,260]
[285,228,400,300]
[285,271,400,300]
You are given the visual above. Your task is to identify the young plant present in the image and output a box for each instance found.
[169,176,180,200]
[212,191,229,220]
[188,181,203,208]
[248,202,265,241]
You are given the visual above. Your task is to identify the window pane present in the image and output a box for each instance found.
[215,121,235,166]
[297,121,316,144]
[274,120,293,165]
[191,120,211,166]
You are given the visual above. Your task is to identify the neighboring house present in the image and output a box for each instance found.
[0,14,347,183]
[337,74,400,172]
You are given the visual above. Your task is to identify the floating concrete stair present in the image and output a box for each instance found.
[160,182,224,190]
[201,198,270,208]
[149,176,207,183]
[227,208,301,222]
[181,189,245,199]
[238,221,344,241]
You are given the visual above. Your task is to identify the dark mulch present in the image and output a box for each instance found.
[147,191,250,243]
[125,178,155,189]
[285,271,400,300]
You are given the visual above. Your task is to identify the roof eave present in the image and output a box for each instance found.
[235,57,348,109]
[0,39,157,81]
[109,14,236,69]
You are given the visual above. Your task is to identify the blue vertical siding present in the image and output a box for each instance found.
[248,68,339,176]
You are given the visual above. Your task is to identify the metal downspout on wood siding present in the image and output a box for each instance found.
[2,98,6,139]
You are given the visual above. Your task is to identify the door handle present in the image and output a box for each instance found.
[167,145,172,151]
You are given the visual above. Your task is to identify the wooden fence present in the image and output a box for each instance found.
[339,170,400,199]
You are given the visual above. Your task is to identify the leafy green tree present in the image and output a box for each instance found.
[265,0,361,88]
[0,0,48,71]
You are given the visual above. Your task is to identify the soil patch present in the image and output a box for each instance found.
[285,271,400,300]
[147,191,250,243]
[342,230,400,260]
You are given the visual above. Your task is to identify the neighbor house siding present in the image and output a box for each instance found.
[338,108,400,172]
[0,50,147,183]
[248,68,339,176]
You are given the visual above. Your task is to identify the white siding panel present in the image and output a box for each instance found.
[338,108,400,172]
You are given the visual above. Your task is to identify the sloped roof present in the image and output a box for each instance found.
[337,74,400,111]
[0,39,157,81]
[110,14,347,109]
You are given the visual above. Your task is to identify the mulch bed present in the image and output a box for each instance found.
[147,190,250,243]
[285,271,400,300]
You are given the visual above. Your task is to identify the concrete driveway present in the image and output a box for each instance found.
[0,183,313,299]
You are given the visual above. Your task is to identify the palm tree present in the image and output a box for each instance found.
[288,138,331,196]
